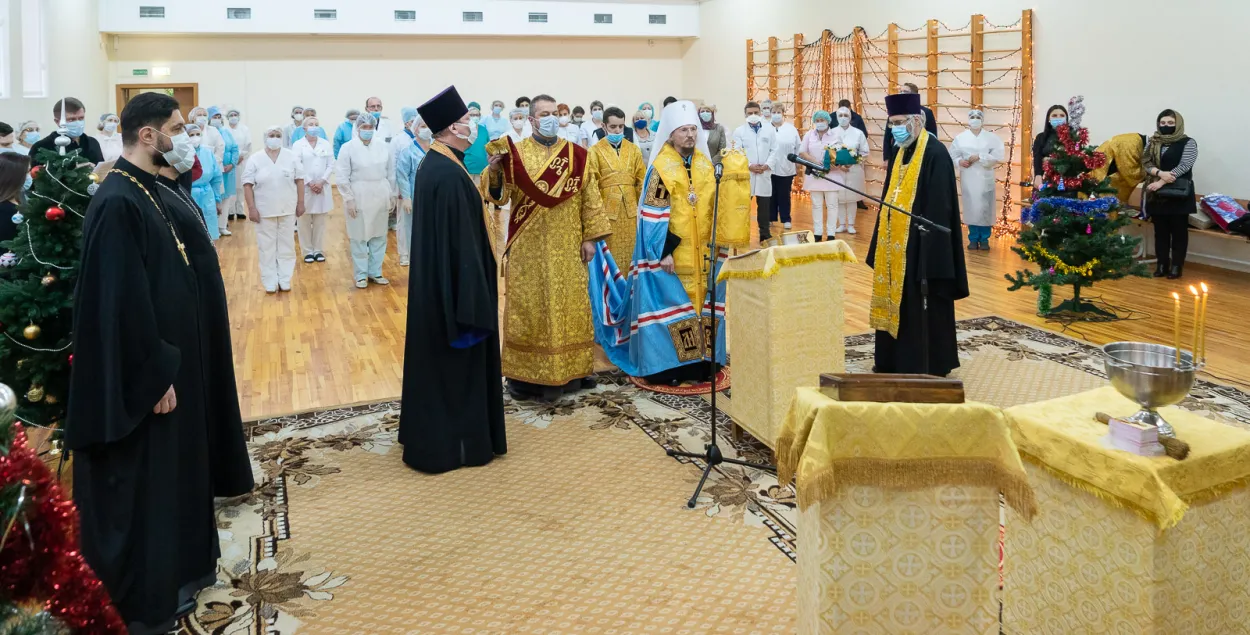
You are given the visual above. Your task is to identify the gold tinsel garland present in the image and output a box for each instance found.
[1021,244,1100,277]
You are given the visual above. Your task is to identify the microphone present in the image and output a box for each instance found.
[787,153,827,174]
[714,162,724,180]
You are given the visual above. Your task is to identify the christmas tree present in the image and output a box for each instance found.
[1005,96,1149,315]
[0,383,125,632]
[0,142,95,445]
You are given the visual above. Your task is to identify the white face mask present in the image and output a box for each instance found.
[559,115,571,126]
[265,137,282,150]
[642,108,653,119]
[293,113,304,122]
[837,115,851,127]
[194,116,208,127]
[511,119,525,131]
[762,108,772,117]
[153,129,196,173]
[592,110,603,121]
[771,113,783,125]
[969,118,983,130]
[746,114,762,126]
[815,121,830,132]
[103,121,119,133]
[417,127,433,141]
[189,135,202,148]
[229,115,240,125]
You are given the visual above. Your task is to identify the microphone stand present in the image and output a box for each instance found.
[787,153,951,375]
[666,162,775,509]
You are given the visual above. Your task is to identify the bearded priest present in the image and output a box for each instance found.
[483,94,611,402]
[588,100,751,386]
[865,92,968,377]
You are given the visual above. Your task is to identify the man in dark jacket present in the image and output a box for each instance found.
[29,97,104,165]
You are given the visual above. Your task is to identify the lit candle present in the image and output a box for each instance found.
[1199,282,1209,364]
[1172,292,1181,366]
[1189,285,1200,365]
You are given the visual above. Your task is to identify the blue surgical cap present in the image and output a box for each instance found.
[813,110,832,123]
[207,105,222,118]
[401,107,418,124]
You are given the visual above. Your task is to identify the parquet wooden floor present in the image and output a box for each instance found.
[219,192,1249,420]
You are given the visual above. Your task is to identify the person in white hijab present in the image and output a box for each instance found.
[949,108,1004,250]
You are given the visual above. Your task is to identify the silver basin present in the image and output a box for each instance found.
[1102,341,1197,437]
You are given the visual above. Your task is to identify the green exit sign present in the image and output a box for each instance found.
[132,68,149,76]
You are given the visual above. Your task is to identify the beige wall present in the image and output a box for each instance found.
[683,0,1247,196]
[107,35,685,150]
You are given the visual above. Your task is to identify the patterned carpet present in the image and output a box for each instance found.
[183,316,1250,634]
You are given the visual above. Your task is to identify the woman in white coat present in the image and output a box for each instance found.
[335,112,396,289]
[291,116,335,262]
[243,126,306,293]
[949,108,1004,251]
[828,106,870,234]
[225,106,252,222]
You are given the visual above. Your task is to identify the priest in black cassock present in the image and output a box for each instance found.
[67,92,254,634]
[398,85,506,474]
[865,92,969,377]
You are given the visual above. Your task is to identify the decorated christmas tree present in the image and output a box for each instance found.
[1005,96,1149,316]
[0,141,96,447]
[0,383,125,632]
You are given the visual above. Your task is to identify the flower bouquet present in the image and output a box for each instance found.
[822,143,861,170]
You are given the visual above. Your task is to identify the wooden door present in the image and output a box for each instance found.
[115,83,199,122]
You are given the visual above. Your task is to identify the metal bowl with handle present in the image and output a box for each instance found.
[1102,341,1197,437]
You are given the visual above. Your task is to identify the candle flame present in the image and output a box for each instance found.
[1201,282,1209,293]
[1189,285,1199,296]
[1172,292,1180,300]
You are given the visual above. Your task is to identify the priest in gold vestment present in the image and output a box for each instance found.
[484,94,611,401]
[588,100,751,385]
[586,106,646,273]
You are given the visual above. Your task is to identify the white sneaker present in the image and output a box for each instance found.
[834,225,847,233]
[399,257,410,267]
[370,276,390,285]
[279,283,291,292]
[220,228,232,236]
[355,279,368,289]
[264,285,277,294]
[784,222,792,230]
[847,226,857,234]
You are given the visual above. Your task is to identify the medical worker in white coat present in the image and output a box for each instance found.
[336,112,396,289]
[731,101,779,241]
[225,106,252,222]
[949,108,1004,251]
[243,126,306,293]
[828,106,870,234]
[292,116,335,262]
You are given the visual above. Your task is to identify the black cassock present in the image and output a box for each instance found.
[67,158,253,634]
[398,146,506,474]
[865,135,969,377]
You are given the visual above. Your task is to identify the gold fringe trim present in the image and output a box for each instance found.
[789,457,1038,521]
[1180,473,1250,508]
[1019,452,1186,531]
[716,252,858,283]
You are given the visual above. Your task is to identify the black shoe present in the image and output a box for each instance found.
[814,235,824,242]
[315,253,326,262]
[857,201,868,210]
[579,377,597,390]
[1167,265,1182,280]
[304,254,316,263]
[1154,264,1168,278]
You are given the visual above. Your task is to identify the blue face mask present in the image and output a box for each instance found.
[537,115,560,138]
[1049,117,1066,129]
[492,106,503,116]
[64,120,86,138]
[312,127,327,140]
[23,175,32,190]
[891,124,910,145]
[359,129,375,141]
[634,120,648,130]
[606,132,624,145]
[24,131,40,144]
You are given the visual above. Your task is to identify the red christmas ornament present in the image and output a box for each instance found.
[68,353,73,365]
[45,206,66,221]
[29,165,41,179]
